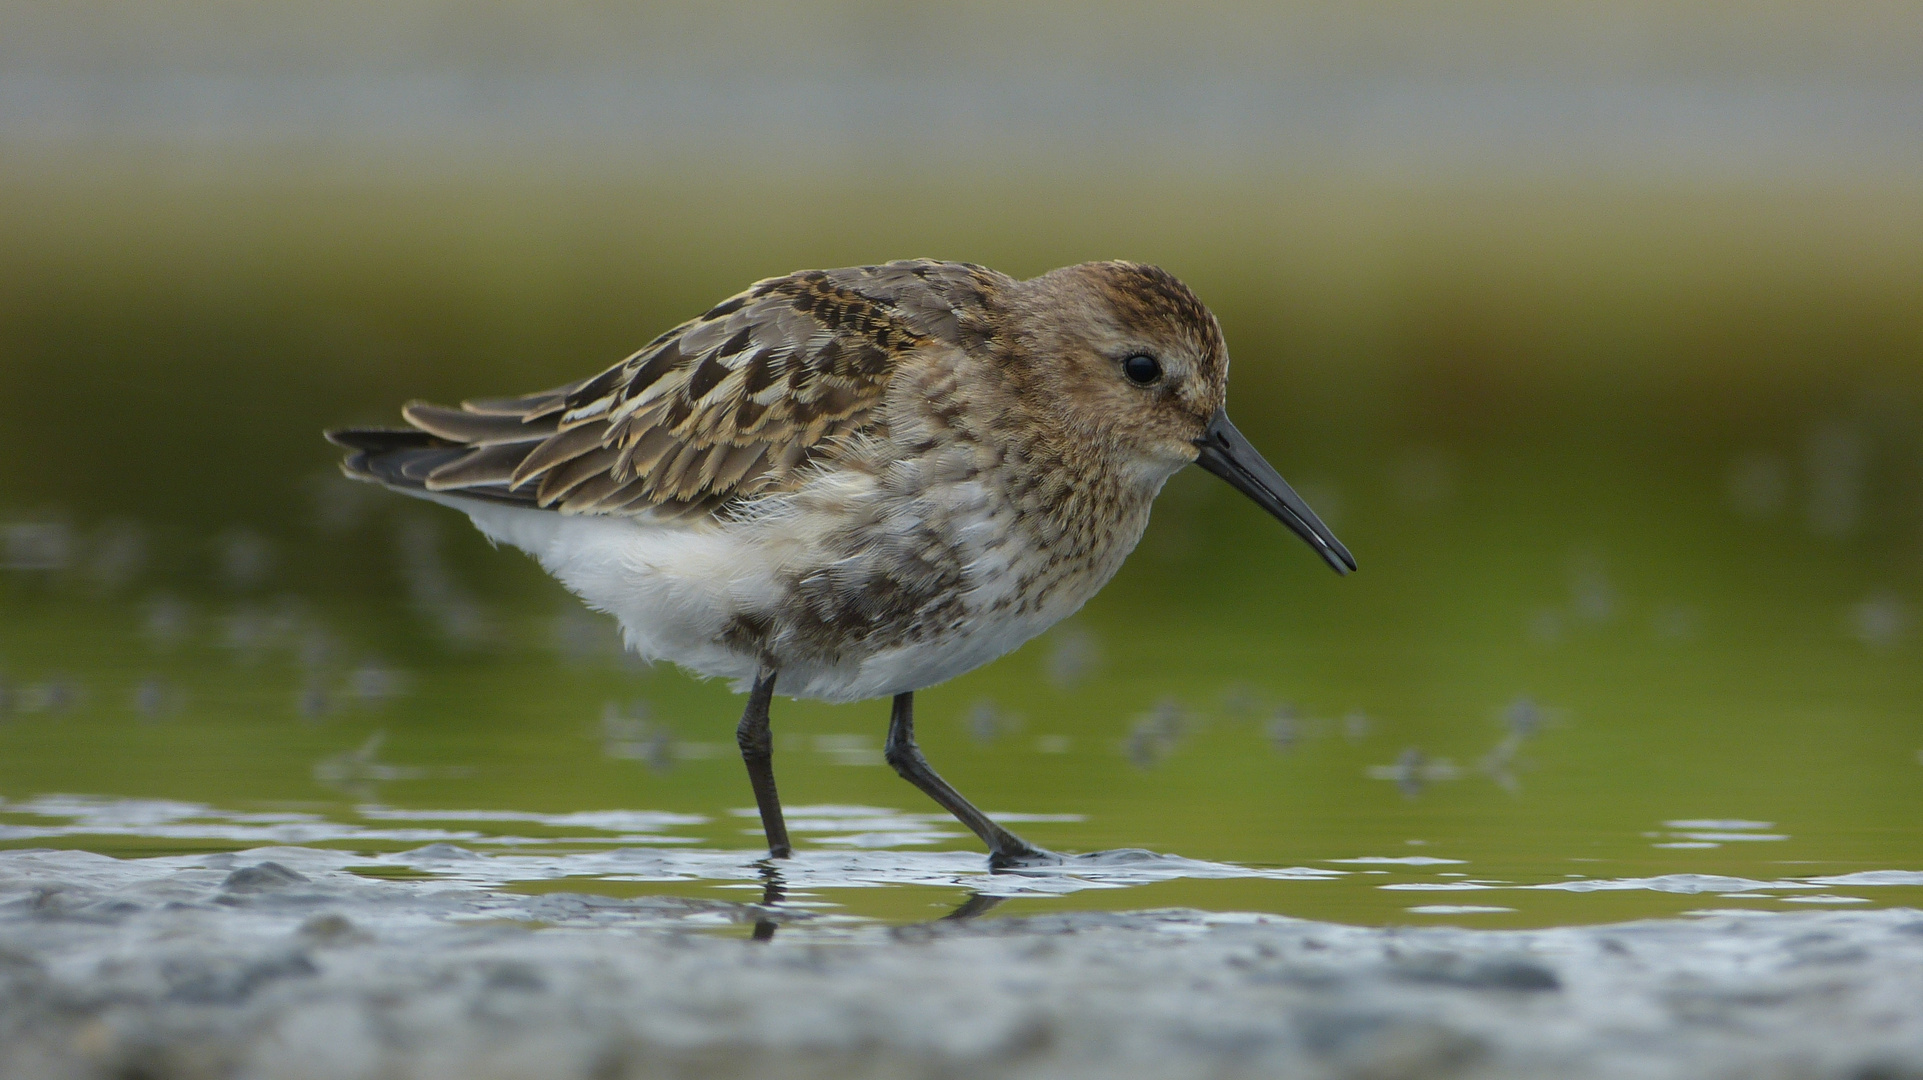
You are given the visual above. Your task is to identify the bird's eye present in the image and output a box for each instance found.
[1122,353,1163,385]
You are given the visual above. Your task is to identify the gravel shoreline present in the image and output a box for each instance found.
[3,847,1921,1080]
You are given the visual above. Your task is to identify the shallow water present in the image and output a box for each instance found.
[2,177,1921,934]
[4,550,1921,930]
[4,788,1921,933]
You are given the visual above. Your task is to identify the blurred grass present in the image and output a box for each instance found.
[4,164,1920,518]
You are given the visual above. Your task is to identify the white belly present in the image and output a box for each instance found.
[426,476,1136,704]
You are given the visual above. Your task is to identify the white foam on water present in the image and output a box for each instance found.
[1805,870,1923,887]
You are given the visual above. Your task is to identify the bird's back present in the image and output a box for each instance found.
[331,260,1011,521]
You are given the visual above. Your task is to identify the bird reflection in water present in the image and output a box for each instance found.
[747,861,1004,943]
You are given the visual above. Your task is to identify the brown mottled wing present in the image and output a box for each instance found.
[330,260,1003,517]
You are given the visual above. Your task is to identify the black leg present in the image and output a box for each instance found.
[884,691,1055,868]
[735,668,791,859]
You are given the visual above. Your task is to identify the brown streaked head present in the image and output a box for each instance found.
[1011,260,1355,575]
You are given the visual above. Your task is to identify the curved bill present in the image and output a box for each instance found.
[1193,410,1356,575]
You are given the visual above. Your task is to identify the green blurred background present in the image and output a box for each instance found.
[1,1,1919,927]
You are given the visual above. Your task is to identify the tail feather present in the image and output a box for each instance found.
[326,426,538,507]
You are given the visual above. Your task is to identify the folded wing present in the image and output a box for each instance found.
[329,260,1000,518]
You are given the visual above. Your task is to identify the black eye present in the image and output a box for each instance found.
[1122,353,1162,385]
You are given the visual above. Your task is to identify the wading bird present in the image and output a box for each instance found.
[330,260,1352,866]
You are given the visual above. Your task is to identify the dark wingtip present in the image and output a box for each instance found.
[325,427,446,452]
[326,427,438,485]
[325,425,538,506]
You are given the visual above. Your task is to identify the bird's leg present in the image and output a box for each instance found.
[884,691,1056,868]
[735,668,791,859]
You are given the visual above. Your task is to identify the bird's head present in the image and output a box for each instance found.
[1010,260,1354,575]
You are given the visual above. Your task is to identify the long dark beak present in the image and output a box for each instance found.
[1193,410,1356,575]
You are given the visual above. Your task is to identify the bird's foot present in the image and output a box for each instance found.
[987,845,1065,870]
[990,847,1183,871]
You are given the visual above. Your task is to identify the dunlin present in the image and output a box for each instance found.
[329,260,1352,866]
